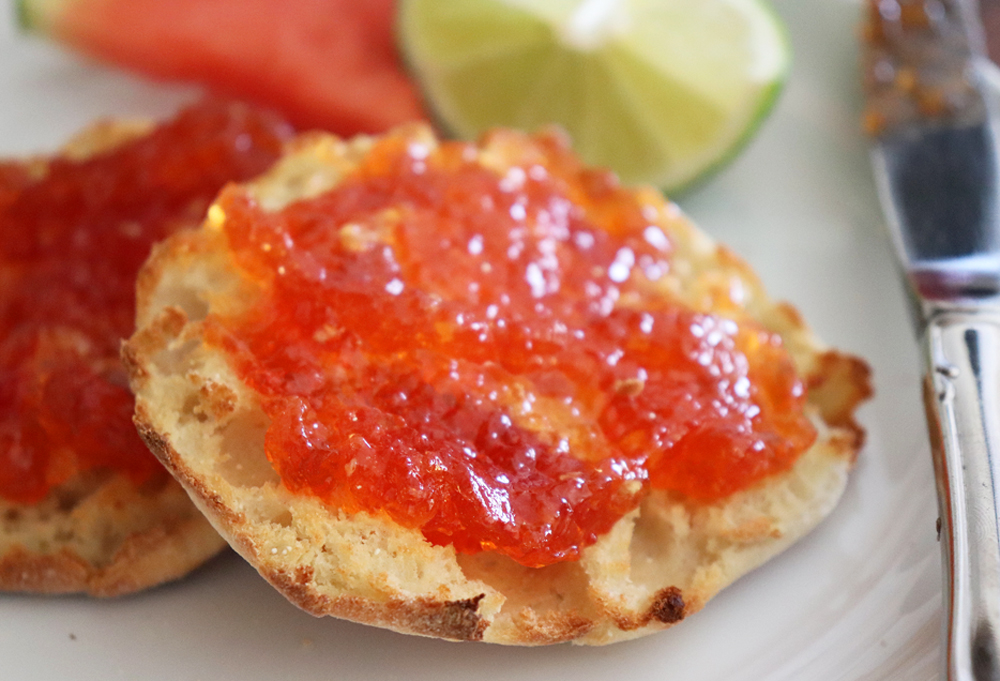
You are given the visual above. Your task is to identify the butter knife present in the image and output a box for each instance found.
[862,1,1000,679]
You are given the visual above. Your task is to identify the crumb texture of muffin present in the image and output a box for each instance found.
[125,124,871,641]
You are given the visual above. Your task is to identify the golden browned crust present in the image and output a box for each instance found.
[0,469,226,597]
[0,120,227,597]
[125,125,872,643]
[807,350,874,454]
[0,547,92,595]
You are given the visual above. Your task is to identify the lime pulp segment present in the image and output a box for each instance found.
[399,0,791,191]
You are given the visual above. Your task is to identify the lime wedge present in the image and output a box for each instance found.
[398,0,790,191]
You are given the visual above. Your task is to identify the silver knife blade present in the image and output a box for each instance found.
[864,0,1000,299]
[862,2,1000,680]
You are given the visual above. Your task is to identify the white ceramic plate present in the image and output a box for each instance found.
[0,1,942,678]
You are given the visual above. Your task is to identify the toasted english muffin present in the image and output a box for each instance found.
[0,102,292,595]
[124,124,870,642]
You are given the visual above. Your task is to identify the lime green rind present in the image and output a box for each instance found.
[600,46,728,185]
[398,0,792,195]
[660,4,792,195]
[665,73,788,196]
[412,46,788,195]
[617,0,792,193]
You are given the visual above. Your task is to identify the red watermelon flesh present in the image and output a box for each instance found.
[21,0,427,136]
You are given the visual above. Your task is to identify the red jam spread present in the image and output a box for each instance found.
[206,128,816,567]
[861,0,983,136]
[0,101,291,504]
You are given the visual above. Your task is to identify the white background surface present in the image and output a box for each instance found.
[0,0,941,678]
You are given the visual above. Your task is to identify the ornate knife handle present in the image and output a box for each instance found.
[925,304,1000,681]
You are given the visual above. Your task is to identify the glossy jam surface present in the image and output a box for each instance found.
[208,129,816,567]
[0,101,291,504]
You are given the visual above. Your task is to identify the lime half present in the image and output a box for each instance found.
[398,0,790,192]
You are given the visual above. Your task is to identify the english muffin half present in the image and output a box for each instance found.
[124,124,870,641]
[0,101,292,595]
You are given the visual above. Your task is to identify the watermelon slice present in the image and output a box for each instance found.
[18,0,427,136]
